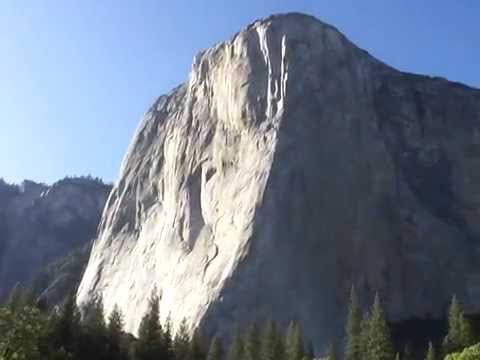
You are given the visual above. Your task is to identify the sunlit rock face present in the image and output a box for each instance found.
[0,177,110,301]
[77,13,480,351]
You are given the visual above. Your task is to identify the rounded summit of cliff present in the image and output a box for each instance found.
[252,12,329,25]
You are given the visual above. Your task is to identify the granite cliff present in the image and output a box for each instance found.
[77,13,480,351]
[0,177,110,303]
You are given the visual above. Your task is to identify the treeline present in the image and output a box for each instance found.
[344,288,477,360]
[55,175,107,187]
[0,286,478,360]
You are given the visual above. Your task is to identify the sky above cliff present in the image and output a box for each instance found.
[0,0,479,184]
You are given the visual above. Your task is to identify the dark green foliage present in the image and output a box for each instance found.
[82,295,106,335]
[285,320,304,360]
[6,284,35,311]
[173,318,190,360]
[107,304,128,360]
[324,343,336,360]
[163,314,174,360]
[443,296,474,355]
[425,341,436,360]
[50,293,82,357]
[207,336,222,360]
[364,293,394,360]
[359,312,370,358]
[78,295,109,360]
[135,290,165,360]
[186,331,204,360]
[227,330,244,360]
[3,285,480,360]
[403,343,414,360]
[244,322,260,360]
[304,341,315,360]
[345,286,362,360]
[107,304,124,341]
[0,302,45,359]
[260,320,284,360]
[49,348,74,360]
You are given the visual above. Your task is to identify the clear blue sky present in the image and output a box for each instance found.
[1,1,478,184]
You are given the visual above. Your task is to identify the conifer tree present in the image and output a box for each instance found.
[0,302,45,360]
[107,305,124,340]
[79,295,108,359]
[324,343,336,360]
[107,305,127,360]
[82,295,106,336]
[261,320,284,360]
[304,341,315,360]
[365,293,394,360]
[403,343,414,360]
[345,286,362,360]
[207,336,222,360]
[174,318,191,360]
[6,284,35,311]
[51,293,82,356]
[227,329,244,360]
[6,284,23,310]
[163,314,174,360]
[425,341,436,360]
[359,312,370,359]
[186,330,204,360]
[49,347,74,360]
[285,321,304,360]
[443,295,473,355]
[244,322,260,360]
[136,290,165,360]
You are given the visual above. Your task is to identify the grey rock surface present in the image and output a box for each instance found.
[0,177,111,301]
[77,13,480,352]
[32,241,93,306]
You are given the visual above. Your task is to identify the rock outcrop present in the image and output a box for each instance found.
[0,177,111,302]
[77,13,480,351]
[32,241,93,306]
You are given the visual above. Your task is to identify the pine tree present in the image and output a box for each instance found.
[244,322,260,360]
[82,295,106,336]
[227,329,244,360]
[425,341,436,360]
[163,314,174,360]
[443,295,473,355]
[138,291,162,342]
[261,320,284,360]
[186,330,204,360]
[285,321,304,360]
[359,312,370,359]
[304,341,315,360]
[79,295,108,360]
[107,305,124,340]
[0,303,46,360]
[345,286,362,360]
[51,293,82,356]
[403,343,414,360]
[107,305,127,360]
[49,348,74,360]
[365,293,394,360]
[136,290,165,360]
[173,318,190,360]
[6,284,35,311]
[324,343,336,360]
[207,336,222,360]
